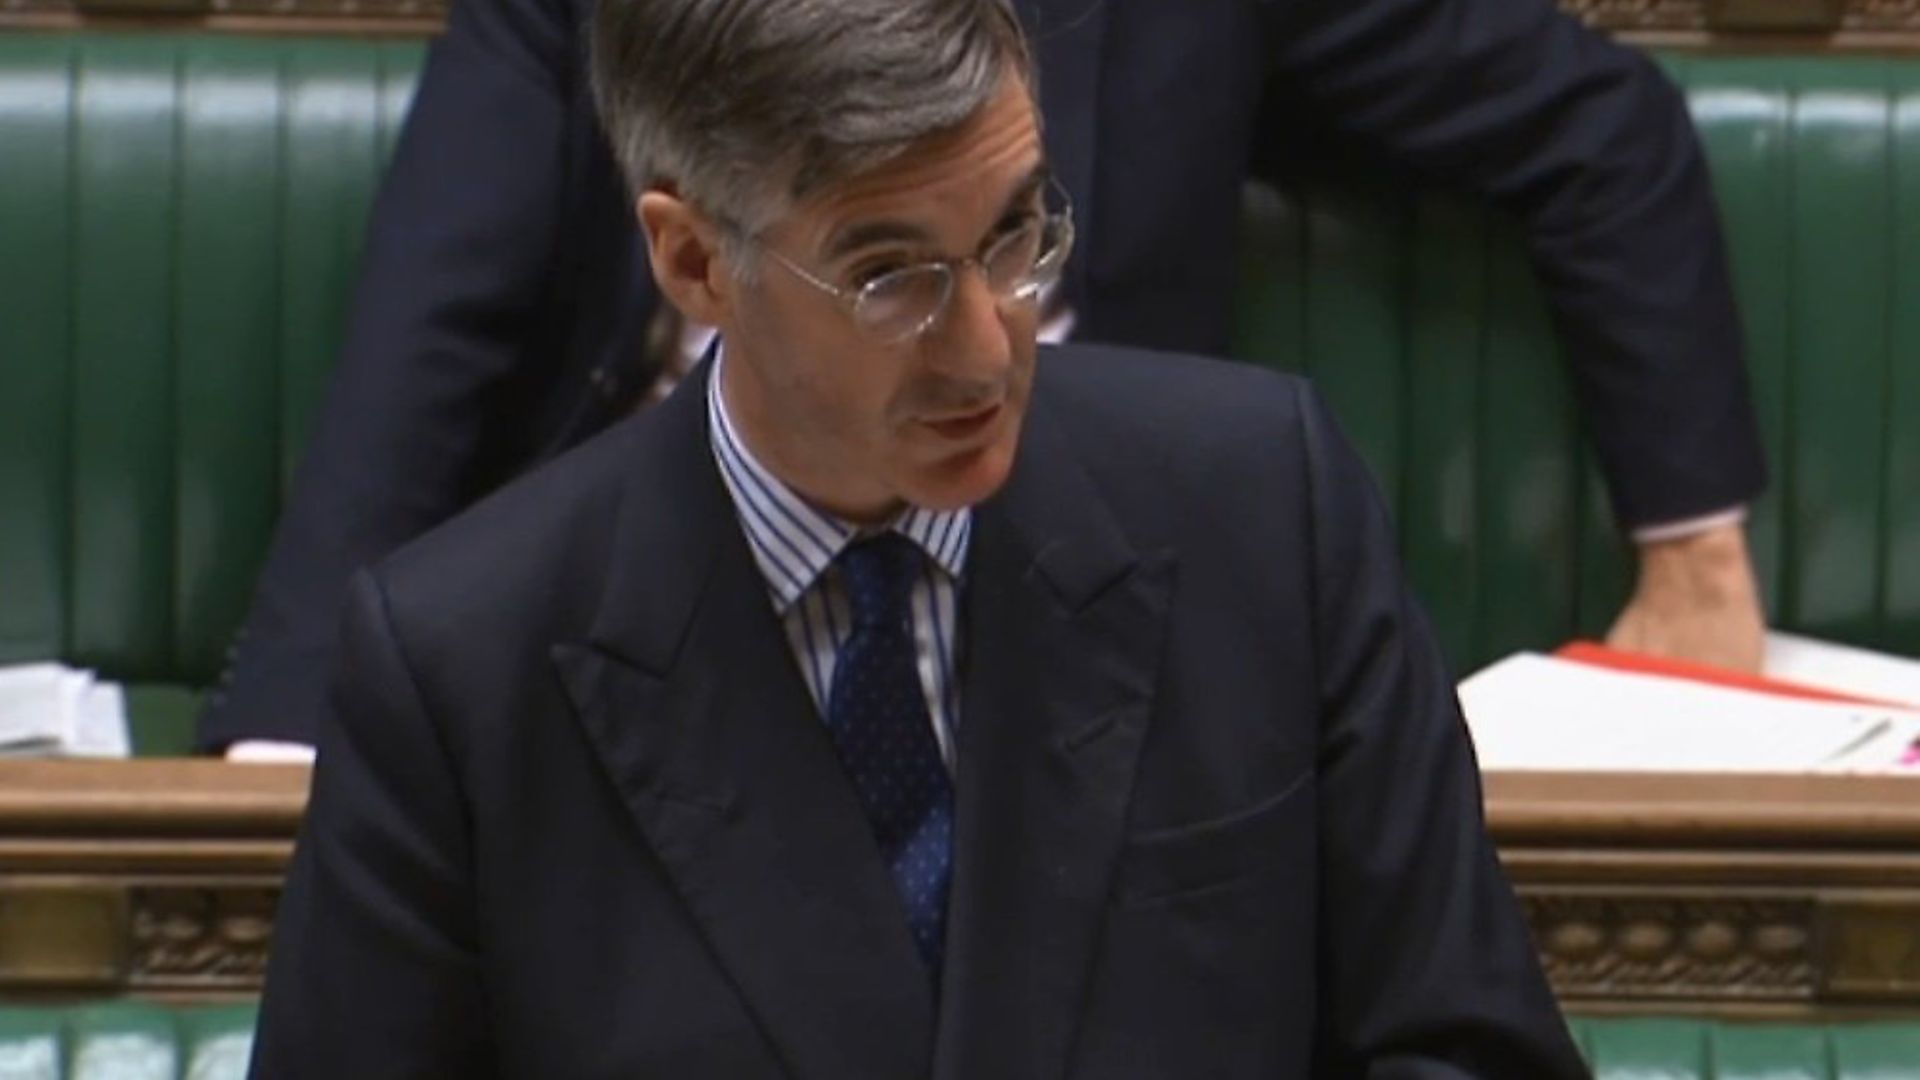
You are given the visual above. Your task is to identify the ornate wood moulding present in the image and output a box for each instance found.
[0,760,1917,1014]
[2,0,1919,45]
[1489,771,1920,1016]
[0,761,302,1001]
[1566,0,1920,36]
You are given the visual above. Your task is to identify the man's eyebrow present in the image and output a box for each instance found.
[997,165,1051,220]
[819,163,1053,264]
[821,220,933,264]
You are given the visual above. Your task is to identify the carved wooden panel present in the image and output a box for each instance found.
[1821,895,1920,1000]
[129,884,279,993]
[0,884,127,989]
[0,0,75,14]
[0,763,1917,1012]
[1525,891,1821,1002]
[0,761,302,1001]
[2,0,1918,43]
[1564,0,1716,32]
[1845,0,1920,29]
[195,0,443,17]
[1561,0,1920,31]
[68,0,445,17]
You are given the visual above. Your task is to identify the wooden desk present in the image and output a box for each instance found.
[1490,771,1920,1019]
[0,761,303,1002]
[0,761,1914,1015]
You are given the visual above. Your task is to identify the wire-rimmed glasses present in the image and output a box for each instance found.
[757,198,1075,343]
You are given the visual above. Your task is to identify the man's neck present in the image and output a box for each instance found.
[713,344,903,528]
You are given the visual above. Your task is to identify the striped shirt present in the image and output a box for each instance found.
[707,352,970,771]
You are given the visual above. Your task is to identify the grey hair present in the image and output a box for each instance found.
[590,0,1035,242]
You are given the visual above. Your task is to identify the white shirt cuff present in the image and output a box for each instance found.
[225,739,317,765]
[1630,505,1748,544]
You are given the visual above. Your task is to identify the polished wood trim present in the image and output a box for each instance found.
[1487,772,1920,1010]
[0,10,442,34]
[0,761,308,837]
[1565,999,1920,1020]
[1485,772,1920,849]
[0,839,296,873]
[1562,0,1920,33]
[0,760,1915,1009]
[1,0,1919,48]
[1504,848,1920,887]
[0,763,304,1001]
[16,765,1907,851]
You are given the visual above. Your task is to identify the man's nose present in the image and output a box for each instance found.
[928,264,1017,375]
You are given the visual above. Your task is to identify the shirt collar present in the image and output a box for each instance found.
[706,346,972,614]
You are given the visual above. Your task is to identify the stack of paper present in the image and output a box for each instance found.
[1765,631,1920,704]
[1458,633,1920,774]
[0,664,131,758]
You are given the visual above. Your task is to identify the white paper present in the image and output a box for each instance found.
[1457,652,1920,774]
[0,664,74,751]
[69,680,131,758]
[1765,631,1920,706]
[0,663,131,759]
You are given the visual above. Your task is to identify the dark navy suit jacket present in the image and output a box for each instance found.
[200,0,1767,747]
[250,346,1589,1077]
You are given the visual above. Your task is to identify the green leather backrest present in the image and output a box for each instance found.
[1567,1017,1920,1079]
[0,1007,1914,1078]
[0,35,423,690]
[0,1002,254,1079]
[1234,56,1920,672]
[2,37,1918,692]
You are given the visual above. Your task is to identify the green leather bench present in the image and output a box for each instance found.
[1570,1018,1920,1077]
[1,36,1918,747]
[1234,55,1920,672]
[0,1008,1915,1078]
[0,1003,255,1078]
[0,36,421,754]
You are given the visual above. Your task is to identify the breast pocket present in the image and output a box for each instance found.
[1111,770,1313,909]
[1078,769,1320,1072]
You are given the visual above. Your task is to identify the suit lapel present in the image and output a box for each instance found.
[1021,0,1109,315]
[932,386,1174,1080]
[553,365,936,1080]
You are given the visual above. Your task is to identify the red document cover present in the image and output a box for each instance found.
[1553,641,1916,710]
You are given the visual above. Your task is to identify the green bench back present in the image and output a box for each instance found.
[1568,1017,1920,1078]
[0,1003,255,1078]
[0,36,421,698]
[2,36,1918,716]
[0,1007,1915,1078]
[1234,55,1920,671]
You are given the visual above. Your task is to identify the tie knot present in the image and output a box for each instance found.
[838,533,924,631]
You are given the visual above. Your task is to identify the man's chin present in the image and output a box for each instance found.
[900,437,1020,512]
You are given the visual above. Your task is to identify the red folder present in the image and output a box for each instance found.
[1552,641,1914,710]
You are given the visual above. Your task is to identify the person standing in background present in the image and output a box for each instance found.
[202,0,1769,755]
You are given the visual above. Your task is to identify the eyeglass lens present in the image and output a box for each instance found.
[850,215,1069,338]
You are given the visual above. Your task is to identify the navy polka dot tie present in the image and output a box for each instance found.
[827,534,955,974]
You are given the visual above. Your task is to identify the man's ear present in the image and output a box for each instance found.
[637,190,734,326]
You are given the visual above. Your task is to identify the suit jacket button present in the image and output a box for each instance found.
[590,366,622,400]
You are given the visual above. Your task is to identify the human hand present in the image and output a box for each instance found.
[1605,522,1766,673]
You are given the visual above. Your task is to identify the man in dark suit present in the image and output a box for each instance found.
[201,0,1771,755]
[250,2,1585,1073]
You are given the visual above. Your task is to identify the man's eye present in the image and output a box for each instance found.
[999,209,1041,234]
[992,205,1044,238]
[849,258,913,288]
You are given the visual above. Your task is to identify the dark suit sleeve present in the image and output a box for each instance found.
[1296,384,1587,1077]
[1263,0,1766,530]
[251,570,488,1078]
[196,0,580,749]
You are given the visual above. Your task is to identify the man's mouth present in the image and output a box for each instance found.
[920,403,1003,441]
